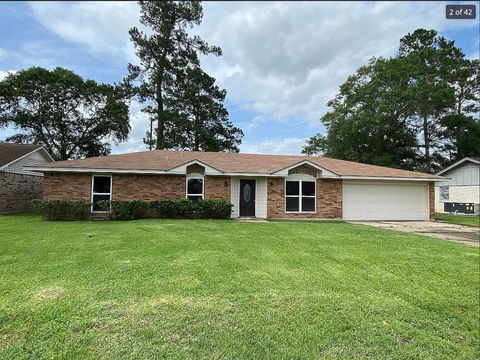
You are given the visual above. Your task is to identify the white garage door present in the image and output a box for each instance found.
[342,181,429,221]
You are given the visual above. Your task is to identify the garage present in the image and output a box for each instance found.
[342,181,429,221]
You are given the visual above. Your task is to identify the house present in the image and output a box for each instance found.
[0,143,54,214]
[435,157,480,215]
[28,150,444,221]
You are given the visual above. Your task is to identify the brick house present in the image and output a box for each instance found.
[0,143,54,214]
[29,150,443,221]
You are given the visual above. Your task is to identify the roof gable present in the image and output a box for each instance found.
[436,157,480,176]
[0,144,54,169]
[270,159,339,177]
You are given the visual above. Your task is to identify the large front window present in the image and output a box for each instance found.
[187,177,203,201]
[92,175,112,212]
[285,180,316,213]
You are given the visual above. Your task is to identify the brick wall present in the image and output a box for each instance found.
[288,164,318,177]
[0,172,43,214]
[267,178,342,218]
[204,176,230,200]
[429,181,435,220]
[186,164,205,175]
[43,173,91,200]
[112,174,186,201]
[42,173,231,203]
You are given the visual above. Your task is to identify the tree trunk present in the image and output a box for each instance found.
[423,115,431,173]
[156,86,165,149]
[148,118,153,151]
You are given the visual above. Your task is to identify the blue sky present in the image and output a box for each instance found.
[0,1,478,155]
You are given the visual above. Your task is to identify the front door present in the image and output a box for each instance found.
[239,179,256,217]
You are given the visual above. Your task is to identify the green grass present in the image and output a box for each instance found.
[0,213,478,359]
[435,213,480,227]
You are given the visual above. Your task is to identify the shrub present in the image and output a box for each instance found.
[98,200,149,220]
[198,199,233,219]
[150,199,232,219]
[32,199,91,221]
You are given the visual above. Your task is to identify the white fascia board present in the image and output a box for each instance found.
[340,176,443,182]
[26,167,172,175]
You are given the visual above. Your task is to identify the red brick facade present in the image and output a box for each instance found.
[42,173,230,203]
[267,178,342,219]
[204,176,230,200]
[111,174,185,201]
[0,172,44,214]
[43,173,91,200]
[186,164,205,175]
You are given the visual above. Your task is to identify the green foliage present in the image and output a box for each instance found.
[0,67,130,160]
[126,0,241,151]
[167,67,243,152]
[98,200,149,221]
[31,199,91,221]
[150,199,233,219]
[303,28,480,172]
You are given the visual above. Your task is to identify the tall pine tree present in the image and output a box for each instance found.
[167,67,243,152]
[127,0,242,152]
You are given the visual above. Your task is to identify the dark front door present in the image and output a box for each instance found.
[239,180,256,217]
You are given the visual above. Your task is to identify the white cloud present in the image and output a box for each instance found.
[27,1,478,155]
[29,1,139,61]
[241,137,308,155]
[0,48,6,59]
[0,70,16,81]
[113,100,149,154]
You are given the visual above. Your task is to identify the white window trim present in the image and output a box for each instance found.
[284,179,316,213]
[91,175,112,213]
[186,174,204,200]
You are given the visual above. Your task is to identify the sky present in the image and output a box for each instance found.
[0,1,478,155]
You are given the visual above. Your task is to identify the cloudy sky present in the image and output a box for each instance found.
[0,1,478,155]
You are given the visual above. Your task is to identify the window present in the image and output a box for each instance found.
[439,186,449,201]
[91,175,111,212]
[285,180,316,212]
[186,177,203,202]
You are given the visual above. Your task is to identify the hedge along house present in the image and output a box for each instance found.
[28,150,444,221]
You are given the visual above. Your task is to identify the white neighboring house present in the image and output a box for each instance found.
[0,143,54,214]
[435,157,480,215]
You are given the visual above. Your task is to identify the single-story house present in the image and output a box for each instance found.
[435,157,480,215]
[0,143,54,214]
[28,150,444,221]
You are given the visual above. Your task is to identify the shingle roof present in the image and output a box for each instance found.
[0,143,42,167]
[32,149,443,179]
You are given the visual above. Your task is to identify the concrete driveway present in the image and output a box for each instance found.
[350,221,479,246]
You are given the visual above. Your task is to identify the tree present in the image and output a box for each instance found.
[166,67,243,151]
[303,29,479,173]
[303,57,419,169]
[127,0,222,150]
[0,67,130,160]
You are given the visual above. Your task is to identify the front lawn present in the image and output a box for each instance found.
[435,213,480,228]
[0,214,478,359]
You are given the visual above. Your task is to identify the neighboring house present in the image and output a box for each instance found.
[435,157,480,215]
[0,143,54,214]
[29,150,444,221]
